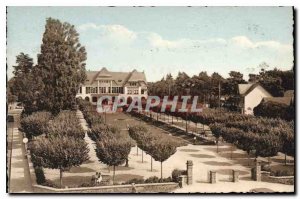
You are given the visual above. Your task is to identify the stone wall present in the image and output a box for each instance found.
[261,171,294,185]
[33,182,178,193]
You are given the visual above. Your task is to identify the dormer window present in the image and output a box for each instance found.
[129,82,137,86]
[118,80,122,82]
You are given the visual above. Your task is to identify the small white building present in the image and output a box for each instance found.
[238,83,272,115]
[76,67,148,105]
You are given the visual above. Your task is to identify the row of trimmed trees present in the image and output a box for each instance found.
[128,125,177,180]
[22,111,90,188]
[78,99,132,184]
[140,105,294,164]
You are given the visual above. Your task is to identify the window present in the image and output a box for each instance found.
[99,87,106,93]
[127,90,132,94]
[111,87,123,94]
[118,80,122,82]
[92,97,98,103]
[134,90,139,94]
[78,87,82,94]
[129,82,137,86]
[86,87,91,94]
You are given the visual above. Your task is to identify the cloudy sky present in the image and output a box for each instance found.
[7,7,293,81]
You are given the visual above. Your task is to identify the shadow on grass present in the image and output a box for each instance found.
[190,154,215,159]
[179,149,200,152]
[215,169,249,176]
[67,167,96,173]
[203,161,232,166]
[114,174,144,183]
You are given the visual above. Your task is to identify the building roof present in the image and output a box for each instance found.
[85,67,147,86]
[238,83,272,97]
[284,90,294,97]
[263,97,293,106]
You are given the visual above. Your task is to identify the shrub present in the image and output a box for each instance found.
[20,111,51,139]
[271,170,294,177]
[145,176,160,183]
[41,180,60,188]
[171,169,187,182]
[34,166,46,184]
[254,100,294,121]
[125,178,145,185]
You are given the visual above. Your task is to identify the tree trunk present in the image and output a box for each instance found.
[60,168,63,188]
[216,140,219,153]
[151,157,153,172]
[113,165,116,185]
[160,161,163,180]
[136,146,138,156]
[125,158,129,167]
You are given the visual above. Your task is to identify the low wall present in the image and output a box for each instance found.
[261,171,294,185]
[33,182,178,193]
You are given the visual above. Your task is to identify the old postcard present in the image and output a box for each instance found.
[6,6,295,194]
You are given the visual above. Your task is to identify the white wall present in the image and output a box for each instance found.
[244,85,272,115]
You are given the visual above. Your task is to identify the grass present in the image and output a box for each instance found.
[103,112,188,147]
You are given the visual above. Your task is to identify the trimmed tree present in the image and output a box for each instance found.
[149,141,177,180]
[95,137,131,184]
[30,136,89,188]
[20,111,52,139]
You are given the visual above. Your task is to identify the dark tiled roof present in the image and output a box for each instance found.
[85,67,147,86]
[238,83,272,97]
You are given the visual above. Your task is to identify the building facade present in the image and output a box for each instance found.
[238,83,272,115]
[76,67,148,105]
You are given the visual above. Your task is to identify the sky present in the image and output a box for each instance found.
[7,6,294,82]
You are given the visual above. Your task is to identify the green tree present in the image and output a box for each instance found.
[7,78,17,104]
[10,53,42,114]
[95,138,131,184]
[36,18,87,114]
[20,111,51,139]
[30,136,89,188]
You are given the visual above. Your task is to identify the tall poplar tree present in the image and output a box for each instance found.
[37,18,87,114]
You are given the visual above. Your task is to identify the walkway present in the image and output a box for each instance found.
[9,126,33,193]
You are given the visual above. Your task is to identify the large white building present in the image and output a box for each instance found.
[76,67,148,105]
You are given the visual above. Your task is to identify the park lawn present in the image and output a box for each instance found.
[102,112,188,147]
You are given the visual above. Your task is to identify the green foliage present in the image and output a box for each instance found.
[20,111,51,139]
[254,100,294,121]
[150,140,177,163]
[171,169,187,182]
[36,18,87,114]
[85,112,104,127]
[10,53,42,114]
[46,110,85,139]
[95,137,131,167]
[30,136,89,170]
[34,166,46,184]
[88,123,114,141]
